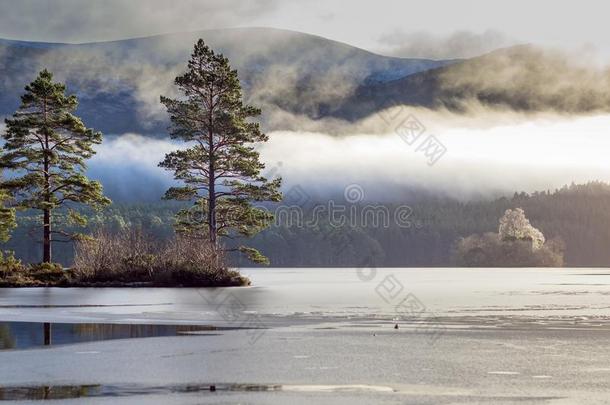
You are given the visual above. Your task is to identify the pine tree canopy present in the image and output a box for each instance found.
[0,190,16,243]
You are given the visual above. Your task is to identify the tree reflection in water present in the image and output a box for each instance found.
[0,322,222,350]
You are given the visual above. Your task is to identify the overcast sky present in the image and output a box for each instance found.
[0,0,609,59]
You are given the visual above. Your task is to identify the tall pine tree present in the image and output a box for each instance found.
[160,40,281,264]
[0,70,110,263]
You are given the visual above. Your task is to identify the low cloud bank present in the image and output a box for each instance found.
[87,111,610,202]
[88,134,177,201]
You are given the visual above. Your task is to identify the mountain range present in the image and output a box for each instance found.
[0,28,452,135]
[1,27,608,136]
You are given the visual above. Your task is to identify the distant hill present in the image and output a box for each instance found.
[0,28,451,135]
[333,44,610,119]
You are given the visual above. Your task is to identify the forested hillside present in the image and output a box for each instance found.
[4,182,609,267]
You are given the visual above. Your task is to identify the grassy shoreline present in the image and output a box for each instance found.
[0,254,251,288]
[0,277,250,288]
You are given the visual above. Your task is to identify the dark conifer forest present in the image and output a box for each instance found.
[4,181,609,267]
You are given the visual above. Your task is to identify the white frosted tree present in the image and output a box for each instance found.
[498,208,545,250]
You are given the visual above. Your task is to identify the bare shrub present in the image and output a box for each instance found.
[162,236,220,273]
[160,237,246,286]
[74,227,159,281]
[454,232,564,267]
[73,227,248,286]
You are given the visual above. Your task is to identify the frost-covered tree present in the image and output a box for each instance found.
[499,208,545,250]
[455,207,562,267]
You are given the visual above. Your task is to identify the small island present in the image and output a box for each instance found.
[0,40,280,287]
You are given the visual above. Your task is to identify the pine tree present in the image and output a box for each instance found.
[0,70,110,263]
[160,40,282,264]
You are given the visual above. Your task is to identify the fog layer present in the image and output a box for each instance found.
[89,111,610,202]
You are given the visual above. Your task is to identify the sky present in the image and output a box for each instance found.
[1,0,610,59]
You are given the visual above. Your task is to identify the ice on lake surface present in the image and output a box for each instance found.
[1,268,610,325]
[2,268,610,404]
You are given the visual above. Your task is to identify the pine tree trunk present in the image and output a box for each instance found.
[43,151,51,263]
[42,99,52,263]
[208,184,216,246]
[43,150,51,263]
[207,127,217,249]
[43,208,51,263]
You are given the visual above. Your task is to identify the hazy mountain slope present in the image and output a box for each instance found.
[0,28,451,134]
[3,32,608,135]
[333,44,610,119]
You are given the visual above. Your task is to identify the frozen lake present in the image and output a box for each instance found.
[1,268,610,403]
[2,267,610,324]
